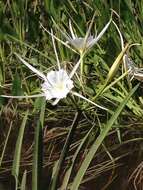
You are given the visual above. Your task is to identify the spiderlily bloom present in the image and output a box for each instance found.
[0,53,107,110]
[65,19,112,55]
[41,15,112,82]
[41,69,74,105]
[41,13,112,55]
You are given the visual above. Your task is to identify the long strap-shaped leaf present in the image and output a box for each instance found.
[32,98,46,190]
[60,126,94,190]
[50,110,82,190]
[20,170,27,190]
[12,110,29,190]
[70,83,139,190]
[32,119,43,190]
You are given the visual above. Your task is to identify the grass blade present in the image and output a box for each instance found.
[50,110,82,190]
[0,122,13,167]
[20,170,27,190]
[32,98,45,190]
[60,126,94,190]
[12,110,29,190]
[32,119,43,190]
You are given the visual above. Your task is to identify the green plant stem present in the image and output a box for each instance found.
[80,55,83,77]
[80,53,84,83]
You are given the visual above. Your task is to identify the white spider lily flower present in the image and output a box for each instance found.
[41,14,112,55]
[41,69,74,100]
[65,19,111,54]
[0,53,107,110]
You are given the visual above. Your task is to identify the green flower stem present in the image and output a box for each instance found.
[80,52,84,83]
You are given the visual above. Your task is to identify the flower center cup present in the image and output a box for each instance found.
[69,36,94,52]
[41,69,74,100]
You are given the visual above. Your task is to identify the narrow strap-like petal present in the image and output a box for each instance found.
[0,94,45,98]
[82,11,96,51]
[90,19,111,48]
[52,98,60,105]
[71,91,108,110]
[69,20,76,39]
[51,29,61,70]
[69,55,84,79]
[15,53,47,81]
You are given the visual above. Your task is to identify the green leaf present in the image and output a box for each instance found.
[60,126,94,190]
[32,99,45,190]
[33,97,46,129]
[0,122,13,167]
[12,110,29,190]
[50,111,82,190]
[12,72,24,96]
[0,66,3,85]
[32,119,42,190]
[20,170,27,190]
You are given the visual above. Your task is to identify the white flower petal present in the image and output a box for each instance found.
[52,98,60,105]
[88,19,111,48]
[15,53,47,81]
[69,20,76,39]
[69,56,83,78]
[51,29,61,70]
[71,91,108,110]
[47,70,58,85]
[58,69,70,81]
[0,94,45,98]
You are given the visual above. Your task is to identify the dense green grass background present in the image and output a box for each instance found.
[0,0,143,190]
